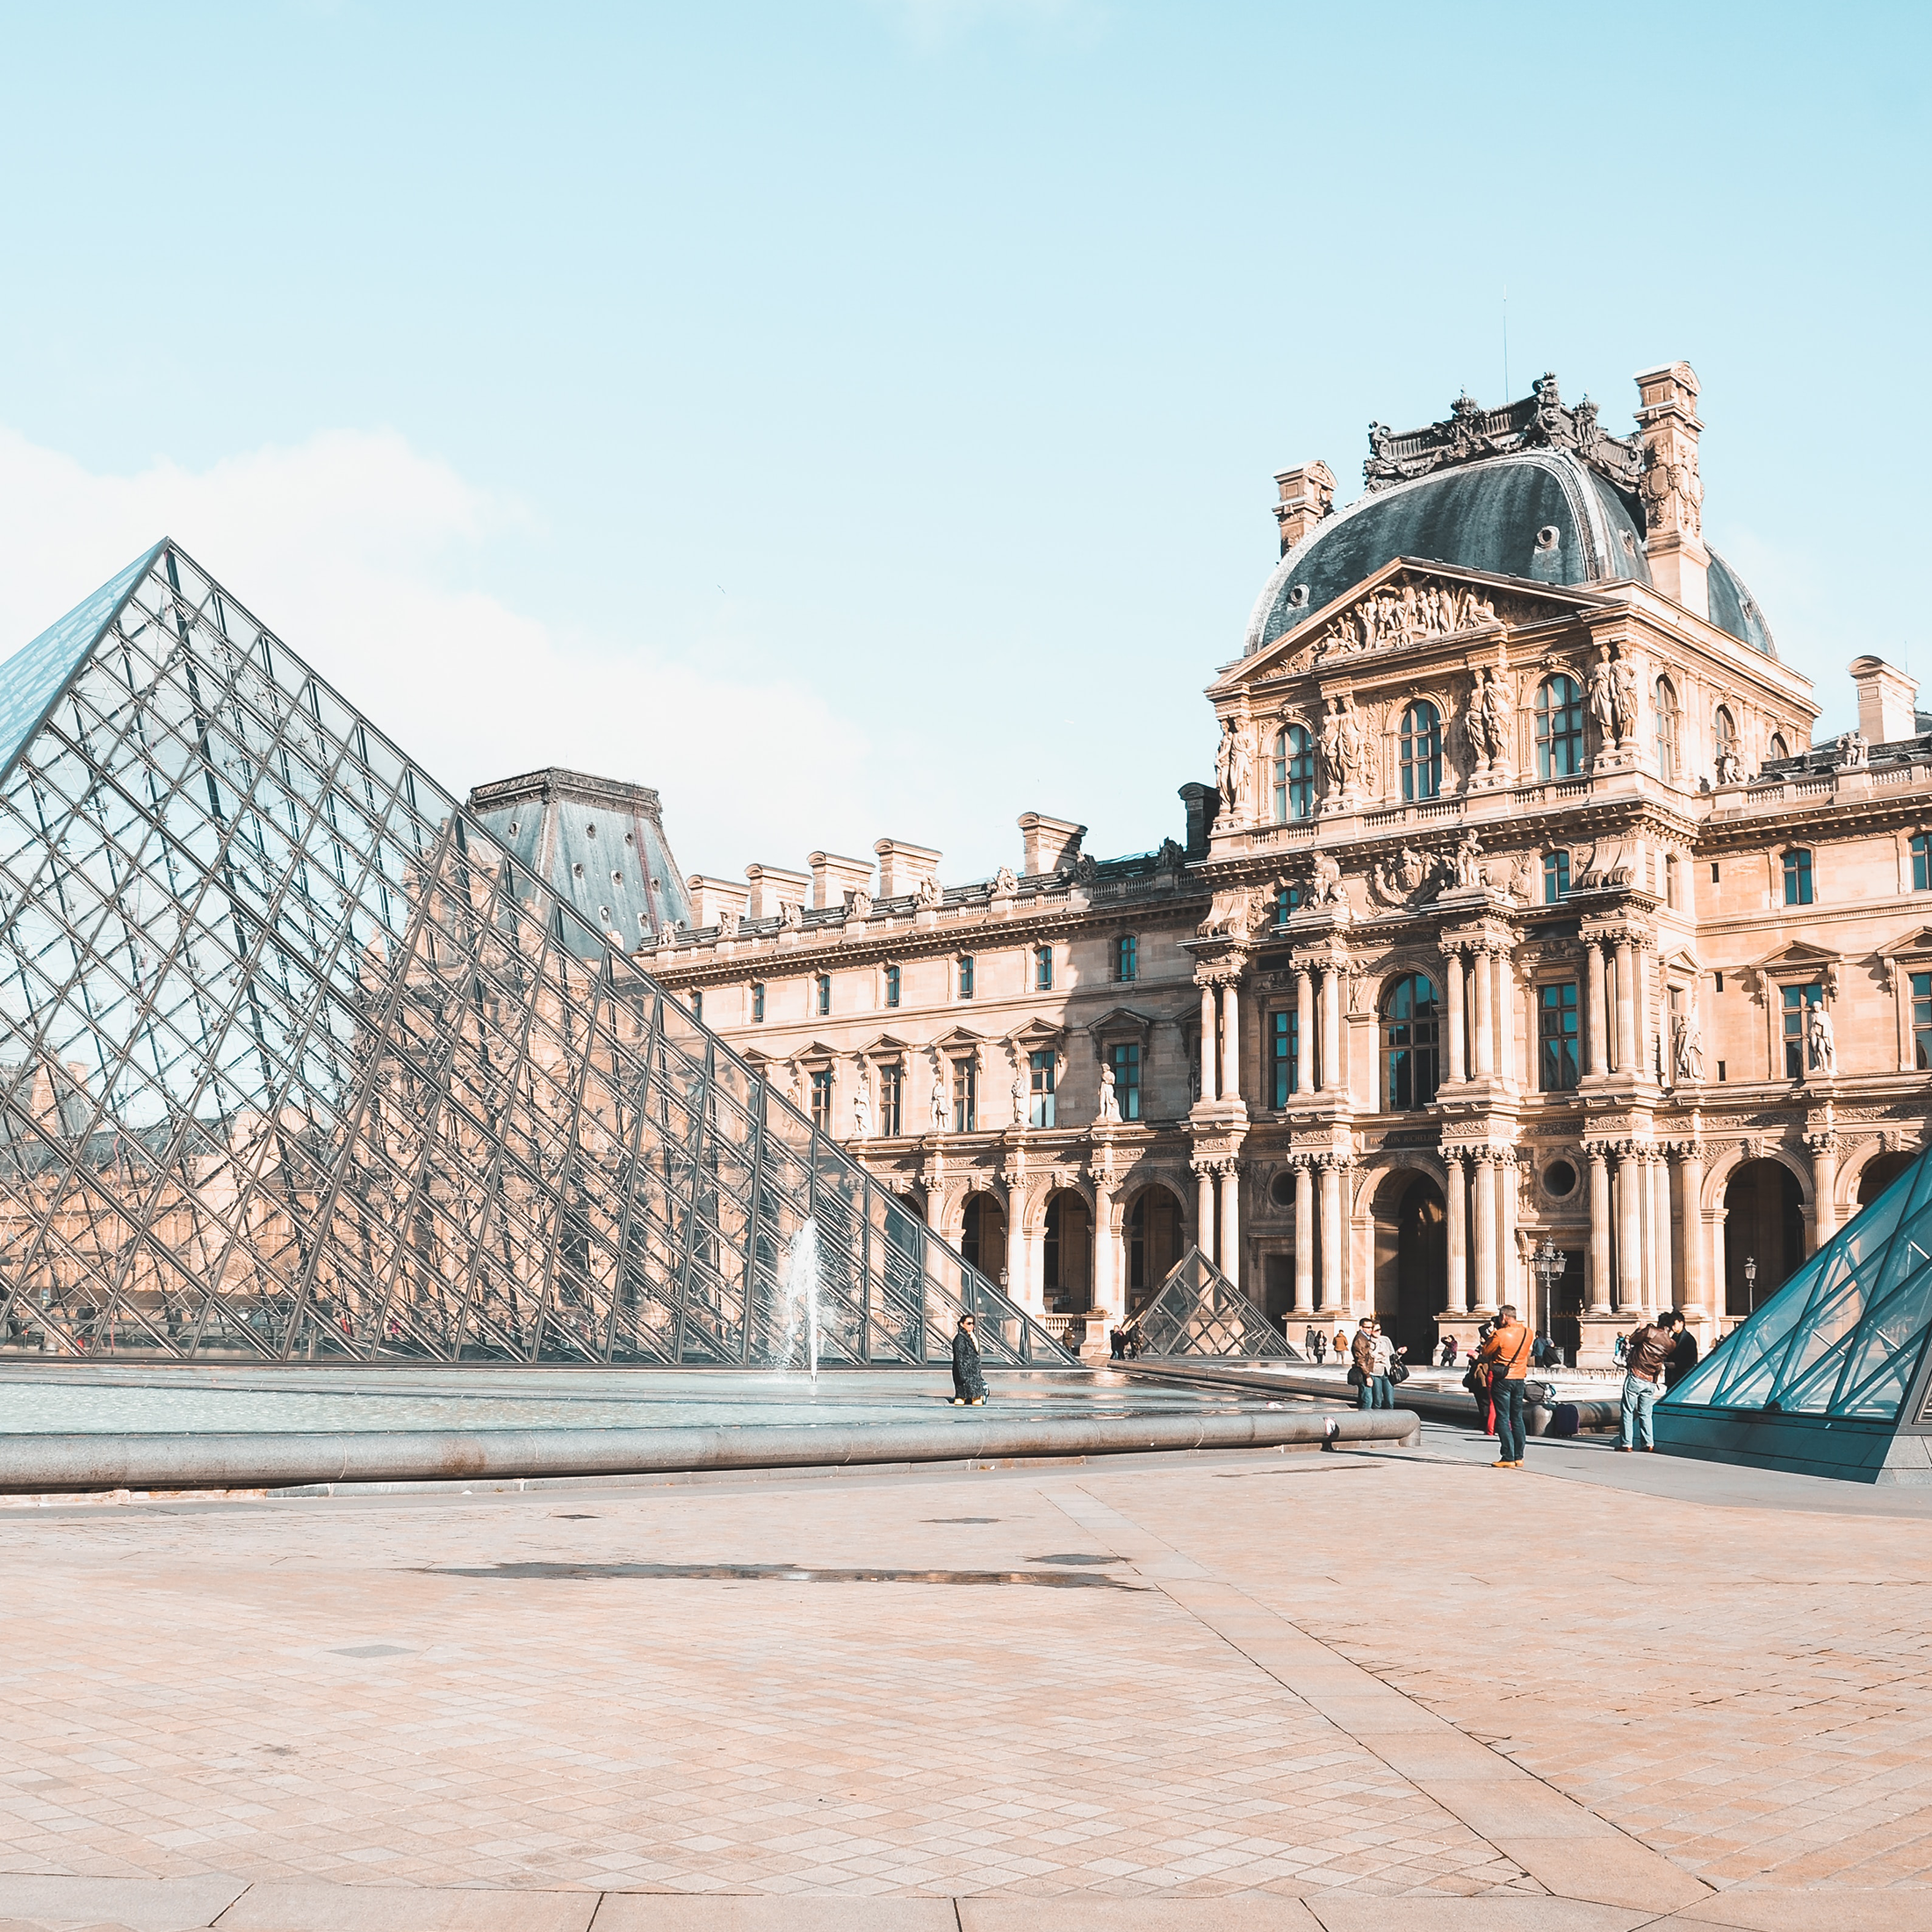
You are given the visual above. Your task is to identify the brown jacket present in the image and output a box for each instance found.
[1477,1318,1533,1381]
[1626,1321,1674,1381]
[1351,1328,1379,1377]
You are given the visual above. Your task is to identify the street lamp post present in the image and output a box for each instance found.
[1532,1238,1568,1362]
[1744,1254,1758,1309]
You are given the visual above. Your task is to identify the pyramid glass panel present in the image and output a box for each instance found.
[0,544,1071,1369]
[1666,1143,1932,1424]
[1134,1246,1300,1359]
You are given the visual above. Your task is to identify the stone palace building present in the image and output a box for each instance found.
[566,363,1932,1365]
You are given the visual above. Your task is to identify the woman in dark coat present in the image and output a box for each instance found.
[951,1314,987,1405]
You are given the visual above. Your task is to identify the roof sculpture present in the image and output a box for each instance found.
[0,542,1070,1368]
[1659,1138,1932,1482]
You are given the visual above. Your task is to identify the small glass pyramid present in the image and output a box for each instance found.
[1661,1139,1932,1481]
[0,543,1070,1369]
[1133,1247,1300,1359]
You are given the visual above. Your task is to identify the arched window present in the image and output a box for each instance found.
[1714,706,1737,768]
[1535,674,1585,779]
[1768,732,1789,761]
[1273,724,1315,821]
[1655,677,1680,782]
[1399,701,1442,802]
[1543,849,1570,903]
[1381,973,1440,1113]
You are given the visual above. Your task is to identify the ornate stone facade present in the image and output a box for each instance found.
[624,364,1932,1365]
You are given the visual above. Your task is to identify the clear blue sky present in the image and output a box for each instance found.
[2,1,1925,882]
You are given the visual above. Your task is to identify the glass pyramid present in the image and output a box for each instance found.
[0,542,1071,1369]
[1660,1139,1932,1481]
[1133,1247,1300,1359]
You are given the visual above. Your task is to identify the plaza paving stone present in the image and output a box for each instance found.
[0,1423,1928,1928]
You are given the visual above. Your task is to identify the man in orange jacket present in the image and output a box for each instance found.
[1476,1302,1534,1467]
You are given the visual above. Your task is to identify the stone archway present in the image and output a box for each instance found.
[1369,1166,1445,1367]
[1856,1150,1915,1210]
[1042,1187,1092,1313]
[1123,1183,1185,1315]
[1723,1158,1804,1316]
[958,1190,1007,1287]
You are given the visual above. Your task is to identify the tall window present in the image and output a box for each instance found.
[1274,724,1315,821]
[750,982,765,1022]
[1028,1049,1056,1128]
[1783,847,1814,906]
[877,1063,903,1136]
[1538,981,1580,1092]
[1543,849,1570,904]
[1714,706,1737,769]
[810,1068,833,1130]
[1274,883,1301,925]
[1535,674,1585,779]
[953,1056,977,1132]
[1913,833,1931,891]
[1381,973,1440,1112]
[1782,983,1820,1079]
[814,972,831,1016]
[1768,732,1789,761]
[689,990,703,1022]
[883,963,901,1007]
[1655,676,1680,782]
[1115,934,1138,983]
[1399,701,1443,802]
[1271,1007,1299,1107]
[958,954,975,998]
[1914,972,1932,1070]
[1109,1042,1142,1121]
[1034,945,1054,992]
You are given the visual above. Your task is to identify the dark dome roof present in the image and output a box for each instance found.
[1246,450,1775,659]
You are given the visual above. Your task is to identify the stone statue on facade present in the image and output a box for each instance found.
[1309,849,1345,905]
[930,1068,952,1133]
[916,870,942,906]
[1806,1003,1836,1077]
[991,865,1017,896]
[1215,718,1252,819]
[1011,1065,1028,1128]
[1673,1005,1705,1084]
[846,885,872,919]
[1317,696,1368,794]
[779,898,802,930]
[1836,728,1870,768]
[1156,836,1184,870]
[1611,650,1640,746]
[1467,666,1510,769]
[1587,644,1618,744]
[1452,830,1485,891]
[1714,747,1742,786]
[1097,1060,1122,1124]
[852,1070,874,1139]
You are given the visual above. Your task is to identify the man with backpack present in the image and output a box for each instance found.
[1617,1311,1676,1450]
[1475,1302,1534,1467]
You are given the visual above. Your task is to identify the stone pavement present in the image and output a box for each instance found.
[1,1427,1931,1928]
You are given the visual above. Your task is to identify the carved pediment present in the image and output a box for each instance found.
[1087,1006,1156,1049]
[1752,939,1840,971]
[1221,559,1607,693]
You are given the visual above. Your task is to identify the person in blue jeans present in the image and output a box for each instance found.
[1617,1314,1676,1450]
[1475,1302,1533,1466]
[1352,1316,1395,1409]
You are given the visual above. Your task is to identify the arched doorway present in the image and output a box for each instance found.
[1043,1189,1092,1313]
[1724,1159,1803,1316]
[1124,1185,1184,1314]
[1858,1151,1915,1209]
[1371,1169,1444,1366]
[959,1191,1007,1287]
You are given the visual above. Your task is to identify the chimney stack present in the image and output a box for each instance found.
[808,851,874,911]
[1017,812,1085,877]
[687,876,751,930]
[1272,461,1337,557]
[1849,656,1921,744]
[1633,362,1709,621]
[874,838,941,901]
[744,862,811,920]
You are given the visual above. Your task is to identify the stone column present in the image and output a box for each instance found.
[1712,1205,1729,1330]
[1320,967,1340,1093]
[1005,1179,1029,1307]
[1640,1150,1660,1313]
[1293,1159,1315,1314]
[1810,1135,1840,1248]
[1614,937,1636,1075]
[1646,1143,1676,1314]
[1218,1164,1241,1291]
[1445,949,1467,1084]
[1199,984,1218,1100]
[1195,1165,1215,1265]
[1494,950,1516,1086]
[1222,981,1242,1104]
[1318,1158,1344,1312]
[1294,969,1314,1096]
[1616,1148,1642,1312]
[1498,1151,1518,1310]
[1091,1176,1119,1323]
[1586,940,1609,1078]
[1678,1143,1708,1321]
[1473,1152,1496,1313]
[1588,1146,1612,1312]
[1443,1152,1467,1315]
[1473,947,1495,1078]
